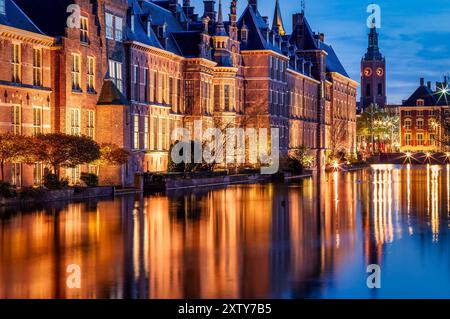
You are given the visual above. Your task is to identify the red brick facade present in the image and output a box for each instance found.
[1,0,358,187]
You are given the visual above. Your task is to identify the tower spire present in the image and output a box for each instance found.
[214,0,226,36]
[301,0,305,13]
[272,0,286,36]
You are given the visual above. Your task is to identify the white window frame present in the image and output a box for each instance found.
[115,16,123,42]
[33,106,43,135]
[87,56,95,92]
[105,13,114,39]
[70,108,81,135]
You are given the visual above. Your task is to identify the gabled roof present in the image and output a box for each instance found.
[402,85,437,106]
[289,13,319,51]
[237,4,281,53]
[171,31,201,58]
[97,79,129,106]
[139,0,184,55]
[13,0,72,37]
[126,0,163,49]
[0,0,46,35]
[319,42,349,78]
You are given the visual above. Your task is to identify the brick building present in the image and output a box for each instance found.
[2,0,357,187]
[0,0,54,186]
[400,77,450,152]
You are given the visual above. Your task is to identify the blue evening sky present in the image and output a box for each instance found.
[191,0,450,104]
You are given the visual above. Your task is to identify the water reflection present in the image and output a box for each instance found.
[2,166,450,298]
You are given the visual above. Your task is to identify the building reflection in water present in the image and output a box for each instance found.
[3,165,450,298]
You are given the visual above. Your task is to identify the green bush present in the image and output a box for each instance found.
[0,182,17,198]
[44,174,69,190]
[80,173,99,187]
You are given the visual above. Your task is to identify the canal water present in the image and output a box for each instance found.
[2,165,450,299]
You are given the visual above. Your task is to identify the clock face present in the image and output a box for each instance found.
[376,68,384,77]
[364,67,372,77]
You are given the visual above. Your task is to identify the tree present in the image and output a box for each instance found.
[289,146,315,169]
[91,143,129,175]
[30,133,100,177]
[0,133,31,181]
[357,103,399,153]
[329,118,348,158]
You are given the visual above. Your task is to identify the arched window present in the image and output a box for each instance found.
[366,83,371,97]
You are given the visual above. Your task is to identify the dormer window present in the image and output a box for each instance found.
[0,0,5,15]
[131,15,135,33]
[416,99,424,106]
[147,21,152,37]
[157,24,166,38]
[241,27,248,42]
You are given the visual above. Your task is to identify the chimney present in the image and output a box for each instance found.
[169,0,178,14]
[420,77,424,87]
[427,81,432,89]
[0,0,5,15]
[249,0,257,11]
[319,33,325,42]
[203,0,216,22]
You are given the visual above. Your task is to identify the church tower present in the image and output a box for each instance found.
[360,22,386,109]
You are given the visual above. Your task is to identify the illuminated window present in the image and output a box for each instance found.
[417,110,423,116]
[133,114,140,150]
[185,80,194,113]
[143,68,148,102]
[151,117,158,151]
[144,116,149,150]
[33,106,43,135]
[169,77,174,108]
[70,108,80,135]
[152,71,158,102]
[33,163,44,186]
[69,166,80,185]
[33,48,42,86]
[416,119,424,129]
[417,133,424,146]
[80,17,89,43]
[11,105,21,134]
[161,118,168,150]
[72,54,81,91]
[177,79,182,113]
[12,43,21,83]
[109,59,123,92]
[430,134,436,146]
[87,57,95,92]
[87,110,95,139]
[105,13,114,39]
[214,85,220,110]
[11,163,21,187]
[224,85,231,111]
[404,119,411,130]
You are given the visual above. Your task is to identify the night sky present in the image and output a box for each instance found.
[191,0,450,104]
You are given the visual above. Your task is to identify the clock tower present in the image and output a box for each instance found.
[361,23,386,109]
